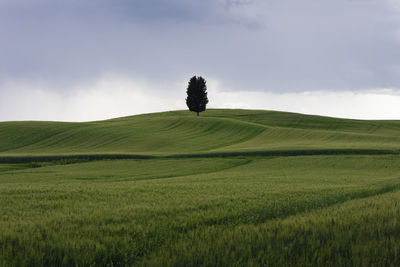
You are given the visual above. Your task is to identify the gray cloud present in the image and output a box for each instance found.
[0,0,399,94]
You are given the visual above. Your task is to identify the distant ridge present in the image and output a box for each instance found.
[1,109,400,160]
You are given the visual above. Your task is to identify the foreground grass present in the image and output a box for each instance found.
[1,155,400,265]
[2,109,400,265]
[145,188,400,266]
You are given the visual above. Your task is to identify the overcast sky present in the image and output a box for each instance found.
[1,0,400,121]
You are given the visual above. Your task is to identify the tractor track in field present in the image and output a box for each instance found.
[75,158,254,183]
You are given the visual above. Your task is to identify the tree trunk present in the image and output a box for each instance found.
[197,112,199,116]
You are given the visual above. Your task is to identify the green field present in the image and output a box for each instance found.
[1,109,400,266]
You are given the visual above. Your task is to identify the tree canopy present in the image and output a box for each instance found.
[186,76,209,116]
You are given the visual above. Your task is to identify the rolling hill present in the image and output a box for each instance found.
[1,109,400,158]
[2,109,400,265]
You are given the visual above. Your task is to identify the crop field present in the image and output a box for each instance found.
[1,109,400,266]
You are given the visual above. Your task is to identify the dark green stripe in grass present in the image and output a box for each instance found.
[0,154,155,163]
[167,148,400,158]
[0,149,394,163]
[0,148,398,163]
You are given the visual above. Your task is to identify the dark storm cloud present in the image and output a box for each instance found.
[0,0,261,89]
[0,0,399,92]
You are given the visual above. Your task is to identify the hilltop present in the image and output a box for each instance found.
[1,109,400,159]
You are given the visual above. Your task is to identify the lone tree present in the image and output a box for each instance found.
[186,76,209,116]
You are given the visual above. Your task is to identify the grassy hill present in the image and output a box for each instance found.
[1,109,400,266]
[1,109,400,158]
